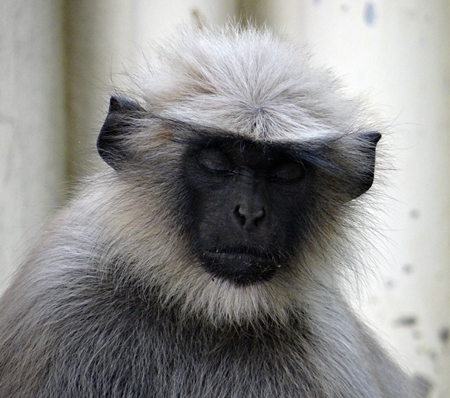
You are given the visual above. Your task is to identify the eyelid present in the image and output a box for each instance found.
[270,161,305,181]
[198,147,233,173]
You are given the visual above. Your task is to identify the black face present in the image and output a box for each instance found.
[182,137,315,286]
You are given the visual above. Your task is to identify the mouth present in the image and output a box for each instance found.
[199,247,280,286]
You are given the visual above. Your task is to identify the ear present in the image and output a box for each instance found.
[348,131,381,199]
[97,96,146,170]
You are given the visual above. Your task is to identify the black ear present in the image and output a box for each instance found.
[348,131,381,199]
[97,96,146,170]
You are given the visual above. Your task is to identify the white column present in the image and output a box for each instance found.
[0,1,66,293]
[255,1,450,396]
[65,0,135,180]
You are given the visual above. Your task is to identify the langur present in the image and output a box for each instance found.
[0,25,420,397]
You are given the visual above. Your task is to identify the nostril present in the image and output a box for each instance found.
[253,208,265,226]
[234,205,247,226]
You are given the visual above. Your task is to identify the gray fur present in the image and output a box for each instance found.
[0,25,418,397]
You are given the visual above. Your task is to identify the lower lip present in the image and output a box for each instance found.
[204,251,276,270]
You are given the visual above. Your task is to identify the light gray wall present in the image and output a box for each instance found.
[0,0,66,292]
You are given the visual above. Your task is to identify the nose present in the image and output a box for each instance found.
[233,203,265,229]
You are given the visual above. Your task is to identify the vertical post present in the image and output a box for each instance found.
[0,0,66,293]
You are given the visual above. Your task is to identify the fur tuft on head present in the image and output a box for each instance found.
[128,24,374,141]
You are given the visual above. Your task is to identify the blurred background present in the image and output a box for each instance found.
[0,0,449,396]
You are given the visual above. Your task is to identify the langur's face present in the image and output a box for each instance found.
[182,137,315,286]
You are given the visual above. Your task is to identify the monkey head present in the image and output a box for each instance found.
[96,26,381,324]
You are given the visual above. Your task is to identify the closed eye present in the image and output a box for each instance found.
[270,162,305,182]
[198,147,234,173]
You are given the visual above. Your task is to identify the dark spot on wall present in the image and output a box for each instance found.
[313,0,321,4]
[384,279,395,289]
[341,4,350,12]
[428,350,437,361]
[410,209,420,219]
[439,327,449,344]
[402,263,413,273]
[364,3,376,26]
[394,316,417,327]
